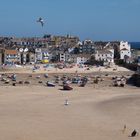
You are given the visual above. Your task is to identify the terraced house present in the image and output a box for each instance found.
[4,49,21,64]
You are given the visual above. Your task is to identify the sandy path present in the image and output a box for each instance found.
[0,86,139,140]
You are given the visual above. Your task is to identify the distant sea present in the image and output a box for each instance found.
[129,42,140,49]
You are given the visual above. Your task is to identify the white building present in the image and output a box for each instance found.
[35,48,50,63]
[76,57,88,64]
[95,49,114,64]
[79,40,95,54]
[59,53,73,63]
[35,48,42,63]
[119,41,131,60]
[59,53,65,62]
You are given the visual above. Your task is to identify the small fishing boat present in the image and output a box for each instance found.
[36,75,41,79]
[47,81,55,87]
[5,79,10,84]
[44,73,49,78]
[11,74,17,81]
[79,81,86,87]
[24,81,31,84]
[63,84,73,90]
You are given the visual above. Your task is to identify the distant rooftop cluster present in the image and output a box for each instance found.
[0,35,139,69]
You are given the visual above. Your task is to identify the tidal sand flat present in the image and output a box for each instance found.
[0,86,139,140]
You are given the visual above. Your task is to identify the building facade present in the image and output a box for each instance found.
[28,52,35,64]
[59,53,66,62]
[79,40,95,54]
[95,49,114,66]
[119,41,131,60]
[35,48,42,63]
[4,49,21,64]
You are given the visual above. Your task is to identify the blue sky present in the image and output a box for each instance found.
[0,0,140,41]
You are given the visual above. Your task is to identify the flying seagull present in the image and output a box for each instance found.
[37,17,44,27]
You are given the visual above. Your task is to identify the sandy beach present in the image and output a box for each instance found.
[0,64,139,140]
[0,85,140,140]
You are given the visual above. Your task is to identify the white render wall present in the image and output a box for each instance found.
[95,51,114,63]
[35,48,42,62]
[119,41,131,59]
[76,57,87,64]
[59,53,66,62]
[120,41,131,51]
[120,50,131,60]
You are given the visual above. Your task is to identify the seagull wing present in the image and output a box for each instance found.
[40,19,44,27]
[39,17,42,21]
[36,17,45,27]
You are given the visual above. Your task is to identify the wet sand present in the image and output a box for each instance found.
[0,86,139,140]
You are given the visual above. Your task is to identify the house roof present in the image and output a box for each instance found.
[120,48,129,51]
[5,49,18,54]
[72,54,91,58]
[97,50,113,54]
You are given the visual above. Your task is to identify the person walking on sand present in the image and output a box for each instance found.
[122,125,126,133]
